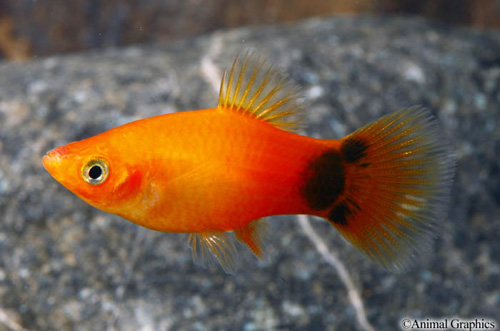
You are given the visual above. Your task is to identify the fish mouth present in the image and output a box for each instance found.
[43,150,59,172]
[42,146,68,175]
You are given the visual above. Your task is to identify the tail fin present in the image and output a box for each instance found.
[328,107,455,271]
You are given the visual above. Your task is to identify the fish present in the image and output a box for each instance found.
[43,52,455,273]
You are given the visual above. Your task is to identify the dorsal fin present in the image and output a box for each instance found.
[217,51,305,132]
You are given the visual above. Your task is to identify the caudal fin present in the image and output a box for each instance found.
[328,107,455,271]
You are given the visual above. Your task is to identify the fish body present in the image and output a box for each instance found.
[43,52,455,272]
[47,109,332,232]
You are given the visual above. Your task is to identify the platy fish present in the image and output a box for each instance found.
[43,52,455,273]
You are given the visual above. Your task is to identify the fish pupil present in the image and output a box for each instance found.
[89,165,103,179]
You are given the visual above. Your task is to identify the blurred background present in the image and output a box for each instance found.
[0,0,499,62]
[1,1,499,330]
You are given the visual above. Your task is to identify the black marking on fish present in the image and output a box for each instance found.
[301,150,345,210]
[341,137,369,163]
[328,201,352,226]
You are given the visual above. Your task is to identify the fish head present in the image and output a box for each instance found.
[43,135,143,214]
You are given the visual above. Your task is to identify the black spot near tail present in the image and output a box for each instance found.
[300,150,345,210]
[328,202,351,226]
[341,137,369,163]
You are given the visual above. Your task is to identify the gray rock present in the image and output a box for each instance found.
[1,16,499,330]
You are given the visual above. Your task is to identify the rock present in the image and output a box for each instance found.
[0,16,499,330]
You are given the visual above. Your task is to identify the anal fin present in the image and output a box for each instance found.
[234,219,267,258]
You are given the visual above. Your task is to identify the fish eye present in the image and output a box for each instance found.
[82,159,109,185]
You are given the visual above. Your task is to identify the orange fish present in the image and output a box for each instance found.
[43,52,455,273]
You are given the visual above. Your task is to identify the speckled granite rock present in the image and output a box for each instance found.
[0,16,499,330]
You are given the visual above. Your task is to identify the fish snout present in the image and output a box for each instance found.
[42,146,69,172]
